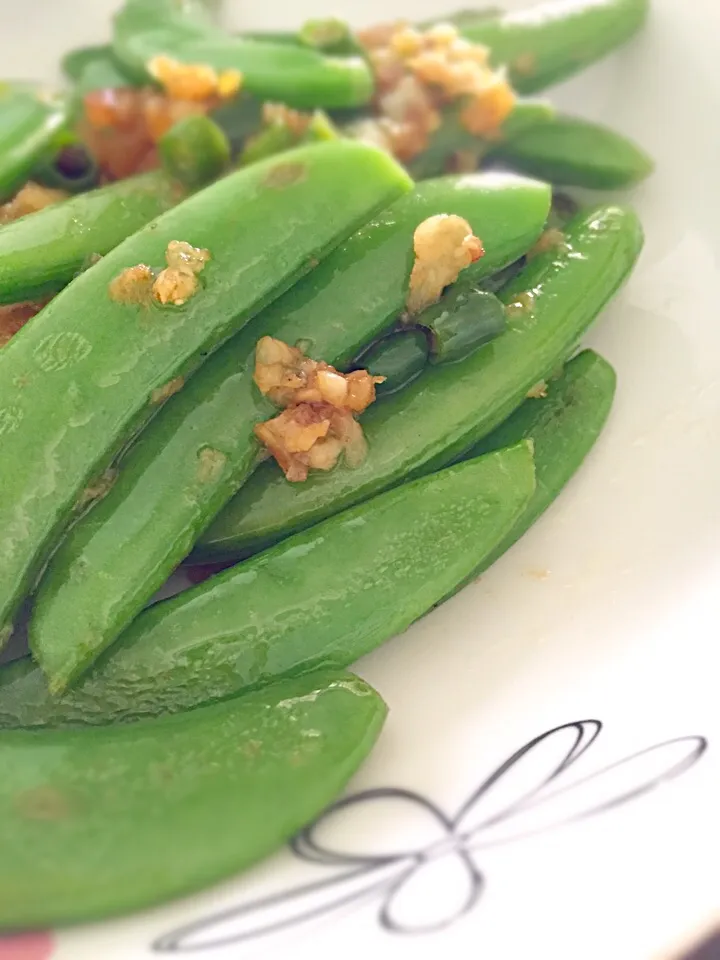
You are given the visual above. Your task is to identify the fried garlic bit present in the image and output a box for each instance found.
[406,214,484,315]
[109,264,155,305]
[0,181,68,224]
[153,241,211,306]
[356,20,516,164]
[109,241,210,307]
[253,336,382,482]
[148,55,243,103]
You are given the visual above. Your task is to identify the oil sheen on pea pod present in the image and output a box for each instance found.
[198,203,643,561]
[0,84,68,201]
[453,0,650,94]
[0,444,534,729]
[0,171,185,304]
[0,140,409,656]
[113,0,374,109]
[489,115,654,189]
[27,171,548,693]
[441,349,617,604]
[0,669,386,928]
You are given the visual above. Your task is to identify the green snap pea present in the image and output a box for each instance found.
[359,329,429,396]
[63,44,137,98]
[420,286,507,365]
[0,141,408,668]
[34,143,101,194]
[0,109,235,305]
[490,115,654,189]
[408,99,555,181]
[0,85,68,202]
[441,349,616,604]
[158,114,231,188]
[198,202,642,561]
[0,170,185,305]
[0,444,534,729]
[240,109,338,167]
[453,0,650,94]
[28,171,547,692]
[0,668,385,928]
[113,0,374,109]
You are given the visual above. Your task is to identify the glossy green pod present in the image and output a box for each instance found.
[409,99,555,181]
[113,0,374,109]
[158,114,231,188]
[0,85,68,201]
[442,349,616,602]
[454,0,650,94]
[0,444,534,729]
[422,287,507,365]
[491,116,654,189]
[63,44,137,98]
[0,170,185,304]
[28,171,547,692]
[199,203,642,560]
[0,141,408,660]
[359,329,429,396]
[0,669,386,928]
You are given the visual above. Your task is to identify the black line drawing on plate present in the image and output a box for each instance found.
[154,720,707,953]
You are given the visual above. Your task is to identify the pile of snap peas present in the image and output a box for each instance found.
[0,0,651,931]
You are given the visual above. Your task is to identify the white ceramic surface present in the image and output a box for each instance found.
[2,1,720,958]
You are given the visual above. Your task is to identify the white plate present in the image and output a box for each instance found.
[2,1,720,958]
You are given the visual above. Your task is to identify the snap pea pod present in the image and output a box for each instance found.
[158,114,231,188]
[452,0,650,94]
[490,115,654,189]
[240,109,337,167]
[34,143,101,194]
[62,44,137,98]
[0,445,534,729]
[419,286,507,365]
[0,171,184,304]
[28,171,548,692]
[0,116,230,304]
[359,329,429,396]
[0,141,408,661]
[198,202,642,561]
[442,349,616,603]
[409,99,555,181]
[113,0,374,109]
[0,85,68,201]
[0,669,385,928]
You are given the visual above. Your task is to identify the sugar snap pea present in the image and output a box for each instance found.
[0,141,408,661]
[490,115,654,188]
[28,171,547,692]
[359,329,429,396]
[0,444,534,729]
[198,203,643,561]
[409,99,555,181]
[442,348,616,603]
[158,114,231,188]
[0,116,233,304]
[63,44,137,98]
[0,171,185,304]
[34,143,100,194]
[0,668,385,928]
[420,286,507,365]
[0,84,68,201]
[453,0,650,94]
[113,0,374,109]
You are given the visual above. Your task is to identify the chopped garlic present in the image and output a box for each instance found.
[406,214,484,315]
